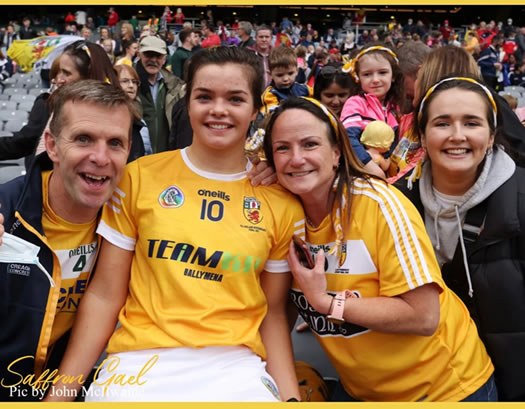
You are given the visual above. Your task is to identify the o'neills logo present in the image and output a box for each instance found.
[159,185,184,208]
[1,354,158,400]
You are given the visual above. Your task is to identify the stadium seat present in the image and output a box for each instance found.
[21,78,41,89]
[17,101,34,112]
[0,130,13,137]
[0,110,29,122]
[3,87,28,96]
[499,90,521,99]
[10,94,36,104]
[0,101,17,111]
[3,119,28,132]
[2,77,18,86]
[0,94,10,101]
[0,166,26,183]
[28,88,48,96]
[504,85,525,94]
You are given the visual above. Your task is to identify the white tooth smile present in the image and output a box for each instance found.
[84,174,107,181]
[445,149,468,154]
[208,124,230,129]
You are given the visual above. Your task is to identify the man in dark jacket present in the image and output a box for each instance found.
[478,36,503,89]
[18,17,37,40]
[136,35,184,154]
[0,80,135,401]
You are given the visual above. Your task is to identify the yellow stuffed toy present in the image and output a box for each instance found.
[361,120,395,172]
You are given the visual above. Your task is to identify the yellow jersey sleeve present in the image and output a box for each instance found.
[351,178,444,297]
[98,160,139,251]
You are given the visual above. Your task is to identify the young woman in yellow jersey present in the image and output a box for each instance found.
[47,47,304,402]
[263,97,496,402]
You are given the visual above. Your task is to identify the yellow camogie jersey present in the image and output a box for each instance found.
[98,148,305,358]
[41,171,98,347]
[291,178,493,401]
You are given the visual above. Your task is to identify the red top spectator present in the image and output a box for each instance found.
[440,20,453,40]
[201,26,221,48]
[65,12,75,23]
[108,7,119,28]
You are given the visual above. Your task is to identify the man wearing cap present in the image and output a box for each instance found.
[136,35,185,154]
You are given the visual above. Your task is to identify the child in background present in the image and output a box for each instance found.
[295,45,308,83]
[509,62,525,86]
[340,44,404,178]
[261,45,312,115]
[102,39,115,64]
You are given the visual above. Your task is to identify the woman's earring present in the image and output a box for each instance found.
[486,146,493,156]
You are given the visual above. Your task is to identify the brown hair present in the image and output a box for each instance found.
[62,40,119,85]
[264,97,375,235]
[184,46,264,111]
[349,42,405,109]
[269,45,298,71]
[415,45,480,106]
[49,80,139,141]
[114,64,140,84]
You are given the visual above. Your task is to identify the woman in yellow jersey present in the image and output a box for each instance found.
[47,47,304,402]
[262,97,496,401]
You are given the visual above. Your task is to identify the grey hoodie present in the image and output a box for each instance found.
[419,148,516,267]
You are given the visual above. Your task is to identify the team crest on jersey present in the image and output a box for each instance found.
[243,197,263,224]
[159,185,184,208]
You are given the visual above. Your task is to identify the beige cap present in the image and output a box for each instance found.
[139,35,167,55]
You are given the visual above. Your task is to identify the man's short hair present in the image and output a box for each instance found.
[269,45,297,71]
[179,28,193,44]
[396,40,431,77]
[49,80,139,140]
[256,25,272,36]
[239,21,253,36]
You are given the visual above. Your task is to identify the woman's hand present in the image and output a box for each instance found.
[287,241,332,314]
[248,157,277,187]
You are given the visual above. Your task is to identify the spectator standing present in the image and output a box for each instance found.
[135,35,184,153]
[254,25,273,87]
[18,17,36,39]
[115,39,139,66]
[1,24,18,54]
[439,19,453,45]
[173,8,185,26]
[515,26,525,62]
[478,36,503,89]
[238,21,255,49]
[201,24,221,48]
[171,29,198,78]
[75,9,87,26]
[107,7,119,36]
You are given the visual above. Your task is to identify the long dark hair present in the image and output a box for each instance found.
[62,40,118,85]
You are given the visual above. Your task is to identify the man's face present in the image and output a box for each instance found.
[81,28,91,39]
[140,51,167,77]
[256,29,271,53]
[7,25,13,34]
[192,32,201,46]
[23,19,30,28]
[46,101,131,223]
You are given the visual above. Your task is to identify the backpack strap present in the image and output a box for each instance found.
[462,199,489,244]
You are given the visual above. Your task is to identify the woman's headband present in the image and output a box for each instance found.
[342,46,399,82]
[301,97,340,141]
[417,76,498,127]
